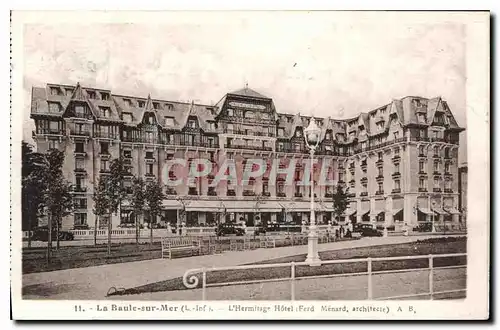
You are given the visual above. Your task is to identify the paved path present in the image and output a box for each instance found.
[22,235,455,300]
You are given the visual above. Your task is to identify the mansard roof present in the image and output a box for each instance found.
[31,83,465,137]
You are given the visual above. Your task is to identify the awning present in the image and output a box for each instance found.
[418,207,434,215]
[444,208,461,215]
[360,209,370,216]
[279,201,311,212]
[255,201,283,213]
[343,208,357,216]
[319,202,334,212]
[162,199,183,210]
[223,200,259,213]
[185,200,226,212]
[432,207,448,215]
[392,208,403,216]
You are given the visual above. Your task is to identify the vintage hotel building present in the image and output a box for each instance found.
[30,83,465,231]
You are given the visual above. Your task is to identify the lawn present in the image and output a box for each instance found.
[22,236,355,274]
[108,236,466,297]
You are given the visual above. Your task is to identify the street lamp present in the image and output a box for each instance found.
[431,201,436,233]
[304,118,322,266]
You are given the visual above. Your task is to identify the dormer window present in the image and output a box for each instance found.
[138,100,145,108]
[278,128,285,137]
[87,91,96,99]
[75,105,85,117]
[100,92,110,101]
[48,102,60,113]
[413,99,422,107]
[188,120,197,128]
[164,117,175,126]
[153,102,160,110]
[417,114,427,124]
[50,87,61,96]
[325,132,332,140]
[122,113,132,123]
[147,115,155,125]
[166,104,173,110]
[65,88,74,96]
[244,111,255,119]
[295,129,302,138]
[99,106,110,118]
[287,117,293,123]
[123,99,132,107]
[207,121,216,130]
[227,108,234,116]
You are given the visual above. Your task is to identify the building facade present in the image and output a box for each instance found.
[30,83,465,231]
[458,164,468,224]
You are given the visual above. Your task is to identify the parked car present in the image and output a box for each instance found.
[31,227,75,241]
[413,222,433,232]
[215,223,245,236]
[353,224,383,237]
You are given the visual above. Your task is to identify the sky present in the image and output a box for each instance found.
[22,12,467,162]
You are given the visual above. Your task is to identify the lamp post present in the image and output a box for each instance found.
[304,118,321,266]
[431,201,436,233]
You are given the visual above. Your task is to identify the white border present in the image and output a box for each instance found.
[9,9,490,321]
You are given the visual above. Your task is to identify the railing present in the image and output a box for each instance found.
[182,253,466,300]
[67,228,175,240]
[224,143,273,152]
[94,132,119,139]
[223,129,275,138]
[69,130,91,137]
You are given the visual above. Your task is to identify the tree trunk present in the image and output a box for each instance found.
[46,211,52,264]
[135,212,139,246]
[94,215,99,246]
[27,206,32,249]
[107,213,112,256]
[55,216,60,250]
[149,213,154,246]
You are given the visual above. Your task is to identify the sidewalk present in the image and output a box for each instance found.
[22,235,446,300]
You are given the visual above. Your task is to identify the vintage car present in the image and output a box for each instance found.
[215,223,245,236]
[31,227,75,241]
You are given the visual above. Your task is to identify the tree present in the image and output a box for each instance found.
[103,159,128,255]
[144,180,165,246]
[130,177,146,245]
[92,178,110,246]
[332,184,349,223]
[21,141,45,248]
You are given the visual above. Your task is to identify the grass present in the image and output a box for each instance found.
[108,236,466,296]
[22,236,356,274]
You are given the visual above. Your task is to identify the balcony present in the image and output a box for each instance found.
[227,189,236,196]
[433,188,442,193]
[294,193,303,198]
[375,159,384,167]
[347,192,356,198]
[418,187,428,192]
[99,169,110,175]
[360,191,368,197]
[243,190,256,197]
[376,175,384,181]
[444,188,453,193]
[392,155,401,162]
[391,172,401,178]
[165,188,177,195]
[35,129,65,136]
[277,192,286,198]
[433,154,441,159]
[444,171,452,177]
[72,185,87,193]
[188,188,199,196]
[223,128,275,138]
[433,171,442,176]
[360,177,368,184]
[69,130,91,137]
[207,189,217,196]
[391,188,401,194]
[123,158,132,165]
[145,157,156,164]
[418,152,427,157]
[94,132,119,139]
[224,143,273,152]
[145,173,156,180]
[100,152,111,160]
[262,192,271,197]
[444,154,452,160]
[418,171,427,176]
[74,150,86,157]
[74,168,87,174]
[375,190,384,196]
[360,162,367,171]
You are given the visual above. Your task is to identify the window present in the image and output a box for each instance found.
[378,167,383,177]
[295,130,302,138]
[75,176,85,189]
[74,213,87,226]
[147,115,155,125]
[362,183,368,192]
[419,146,425,155]
[244,111,255,119]
[138,100,145,108]
[50,87,60,96]
[325,132,332,140]
[294,143,301,152]
[445,180,451,190]
[122,113,133,123]
[378,152,383,160]
[394,163,400,173]
[278,142,284,152]
[434,146,440,156]
[278,128,285,137]
[49,121,59,131]
[419,178,425,189]
[123,99,132,107]
[445,162,450,173]
[419,160,425,172]
[100,160,109,171]
[146,151,154,159]
[100,92,110,101]
[277,182,285,194]
[417,114,426,124]
[75,158,85,170]
[75,105,85,116]
[188,120,197,128]
[207,121,216,130]
[48,139,58,150]
[75,142,84,153]
[378,183,383,192]
[123,150,132,158]
[434,161,439,172]
[350,180,355,189]
[99,106,110,118]
[100,142,109,154]
[48,102,60,113]
[227,108,234,116]
[394,147,400,155]
[153,102,160,110]
[147,164,154,174]
[73,197,87,209]
[262,181,269,194]
[394,180,400,190]
[393,132,400,139]
[434,177,440,187]
[87,91,96,99]
[65,88,74,95]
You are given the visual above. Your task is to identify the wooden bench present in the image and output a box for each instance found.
[161,237,201,259]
